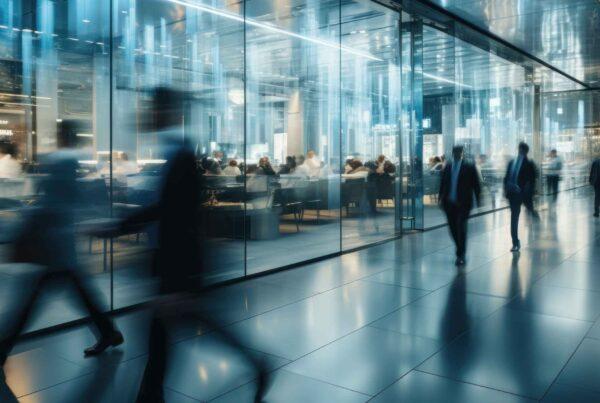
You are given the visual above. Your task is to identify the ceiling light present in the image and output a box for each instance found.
[167,0,382,61]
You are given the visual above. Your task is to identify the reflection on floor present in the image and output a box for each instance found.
[5,187,600,402]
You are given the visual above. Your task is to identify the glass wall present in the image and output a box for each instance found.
[0,0,593,333]
[542,90,600,194]
[421,26,534,228]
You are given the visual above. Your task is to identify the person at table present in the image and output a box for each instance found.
[305,150,321,177]
[0,141,21,179]
[0,120,123,374]
[504,141,539,252]
[590,156,600,217]
[438,145,481,266]
[346,159,369,177]
[278,156,297,175]
[257,156,276,176]
[293,155,311,177]
[223,159,241,176]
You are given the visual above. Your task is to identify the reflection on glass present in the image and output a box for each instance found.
[341,1,401,248]
[244,0,341,274]
[421,27,534,227]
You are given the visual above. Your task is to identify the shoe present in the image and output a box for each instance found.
[455,258,466,266]
[84,331,124,356]
[254,365,271,403]
[510,244,521,252]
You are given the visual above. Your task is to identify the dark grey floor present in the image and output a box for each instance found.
[4,187,600,402]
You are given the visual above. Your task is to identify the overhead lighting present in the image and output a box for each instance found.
[82,19,91,23]
[423,72,473,89]
[166,0,382,61]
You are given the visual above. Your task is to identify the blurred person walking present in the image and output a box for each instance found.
[103,87,268,403]
[0,120,123,384]
[504,142,539,252]
[438,145,481,266]
[590,157,600,217]
[546,149,562,202]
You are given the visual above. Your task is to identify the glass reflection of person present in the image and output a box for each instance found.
[546,149,562,202]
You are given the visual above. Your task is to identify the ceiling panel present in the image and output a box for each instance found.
[425,0,600,88]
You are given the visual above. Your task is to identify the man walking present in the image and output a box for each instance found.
[590,157,600,217]
[439,145,481,266]
[504,142,539,252]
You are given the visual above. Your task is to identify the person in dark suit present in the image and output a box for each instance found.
[590,157,600,217]
[105,87,267,403]
[504,142,539,252]
[439,145,481,266]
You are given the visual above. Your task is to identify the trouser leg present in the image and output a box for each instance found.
[136,309,168,403]
[509,198,522,246]
[595,188,600,215]
[67,270,115,339]
[456,211,468,258]
[445,206,459,255]
[0,271,49,365]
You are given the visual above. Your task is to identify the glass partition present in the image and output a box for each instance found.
[421,26,534,228]
[340,1,402,249]
[542,90,600,194]
[0,0,111,330]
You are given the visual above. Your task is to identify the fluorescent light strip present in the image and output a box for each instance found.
[167,0,383,61]
[423,72,473,89]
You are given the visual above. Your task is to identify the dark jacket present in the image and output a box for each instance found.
[503,156,537,198]
[590,159,600,188]
[122,143,199,293]
[438,160,481,211]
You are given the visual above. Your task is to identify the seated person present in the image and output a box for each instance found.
[0,141,21,179]
[293,155,311,177]
[278,156,297,175]
[344,158,354,174]
[429,156,443,172]
[202,158,222,176]
[223,159,242,176]
[345,159,369,177]
[257,156,276,176]
[304,150,321,177]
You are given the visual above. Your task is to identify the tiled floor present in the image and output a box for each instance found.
[3,187,600,402]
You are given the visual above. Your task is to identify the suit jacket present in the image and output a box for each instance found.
[122,142,199,293]
[590,159,600,188]
[504,156,537,198]
[438,160,481,212]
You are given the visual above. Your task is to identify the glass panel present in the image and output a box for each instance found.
[0,0,111,330]
[244,0,341,274]
[111,0,246,307]
[542,90,600,195]
[422,26,534,228]
[340,1,402,248]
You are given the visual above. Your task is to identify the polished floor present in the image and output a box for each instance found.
[3,188,600,402]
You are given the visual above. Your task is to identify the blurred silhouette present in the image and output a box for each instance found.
[438,145,481,266]
[0,120,123,387]
[504,142,539,252]
[590,157,600,217]
[102,87,268,403]
[546,149,562,202]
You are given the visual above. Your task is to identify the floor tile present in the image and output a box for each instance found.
[371,370,534,403]
[211,370,369,403]
[541,383,600,403]
[285,327,441,395]
[537,259,600,292]
[227,281,428,360]
[507,284,600,321]
[165,334,289,401]
[5,348,89,398]
[556,338,600,392]
[363,268,456,291]
[418,309,590,399]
